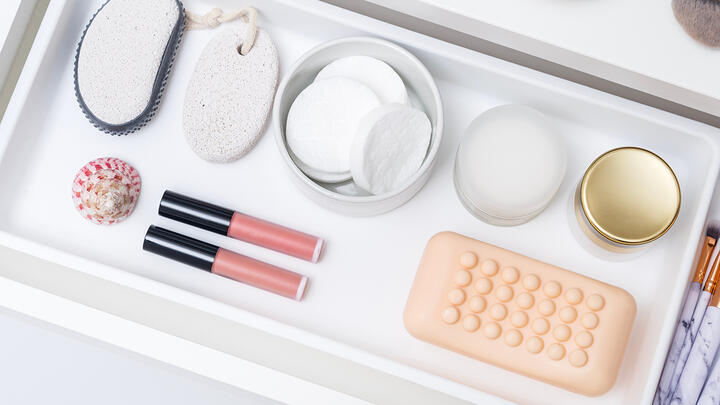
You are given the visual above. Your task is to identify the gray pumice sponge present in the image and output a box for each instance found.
[74,0,185,135]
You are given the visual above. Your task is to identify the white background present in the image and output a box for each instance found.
[0,309,282,405]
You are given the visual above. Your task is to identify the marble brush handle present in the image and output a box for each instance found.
[669,306,720,405]
[666,290,712,403]
[698,354,720,405]
[654,282,702,405]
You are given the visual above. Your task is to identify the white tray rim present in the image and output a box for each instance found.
[1,0,720,404]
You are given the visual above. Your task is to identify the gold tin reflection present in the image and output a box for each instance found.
[576,147,680,250]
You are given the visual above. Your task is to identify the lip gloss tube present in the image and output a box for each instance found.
[143,226,308,301]
[159,191,324,263]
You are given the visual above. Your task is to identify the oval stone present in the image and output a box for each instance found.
[75,0,184,134]
[183,25,279,163]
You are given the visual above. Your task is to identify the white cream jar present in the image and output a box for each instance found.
[454,104,567,226]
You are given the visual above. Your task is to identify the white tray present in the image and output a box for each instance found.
[2,1,720,404]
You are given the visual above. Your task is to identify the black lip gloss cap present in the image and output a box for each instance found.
[159,190,235,235]
[143,226,219,272]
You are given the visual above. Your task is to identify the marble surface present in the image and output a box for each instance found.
[667,290,712,402]
[654,282,701,405]
[669,307,720,405]
[697,349,720,405]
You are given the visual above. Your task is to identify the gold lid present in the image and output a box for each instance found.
[580,147,680,245]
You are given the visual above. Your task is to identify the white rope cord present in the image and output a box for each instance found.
[186,7,258,55]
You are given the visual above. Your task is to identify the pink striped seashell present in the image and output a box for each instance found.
[72,157,141,225]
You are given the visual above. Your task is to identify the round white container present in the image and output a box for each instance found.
[454,104,566,226]
[272,37,443,216]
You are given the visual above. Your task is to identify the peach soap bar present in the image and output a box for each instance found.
[403,232,636,396]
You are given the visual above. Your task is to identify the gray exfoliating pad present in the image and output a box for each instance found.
[183,25,279,163]
[74,0,185,135]
[672,0,720,47]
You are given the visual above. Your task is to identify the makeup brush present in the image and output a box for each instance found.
[667,238,720,403]
[697,346,720,404]
[668,268,720,405]
[654,223,719,404]
[672,0,720,47]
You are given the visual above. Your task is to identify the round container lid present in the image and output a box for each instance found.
[454,104,567,224]
[580,147,681,245]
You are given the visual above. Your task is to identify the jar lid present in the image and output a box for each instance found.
[580,147,680,245]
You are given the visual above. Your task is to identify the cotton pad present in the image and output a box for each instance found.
[289,155,353,184]
[75,0,185,135]
[350,104,431,195]
[183,25,279,163]
[315,56,408,104]
[286,77,381,179]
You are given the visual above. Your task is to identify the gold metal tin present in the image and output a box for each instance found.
[578,147,680,247]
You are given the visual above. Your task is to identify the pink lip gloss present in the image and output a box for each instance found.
[159,191,324,263]
[143,226,308,300]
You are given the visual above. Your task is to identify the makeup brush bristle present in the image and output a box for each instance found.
[707,221,720,240]
[672,0,720,48]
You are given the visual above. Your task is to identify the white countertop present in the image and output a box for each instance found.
[0,1,22,43]
[419,0,719,103]
[0,0,35,82]
[0,307,282,405]
[339,0,720,124]
[0,0,38,118]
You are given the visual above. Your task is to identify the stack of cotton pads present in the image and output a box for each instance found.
[286,56,432,195]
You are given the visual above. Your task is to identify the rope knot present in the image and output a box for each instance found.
[185,7,259,55]
[198,8,223,28]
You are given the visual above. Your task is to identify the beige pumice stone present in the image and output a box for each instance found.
[183,24,279,163]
